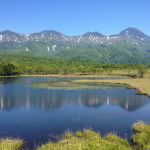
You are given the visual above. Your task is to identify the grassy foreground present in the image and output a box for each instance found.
[1,122,150,150]
[132,122,150,150]
[37,122,150,150]
[73,78,150,97]
[0,138,23,150]
[38,130,130,150]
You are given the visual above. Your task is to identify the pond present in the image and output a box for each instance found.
[0,77,150,149]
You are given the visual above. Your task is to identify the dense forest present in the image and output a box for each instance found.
[0,53,149,76]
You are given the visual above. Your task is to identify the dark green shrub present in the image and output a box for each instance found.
[1,63,21,76]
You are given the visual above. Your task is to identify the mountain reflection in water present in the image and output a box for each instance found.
[0,77,148,112]
[0,77,150,149]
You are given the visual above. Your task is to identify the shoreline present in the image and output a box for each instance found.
[0,74,129,78]
[2,122,149,150]
[1,74,149,97]
[73,78,150,97]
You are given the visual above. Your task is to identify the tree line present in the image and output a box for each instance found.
[0,57,149,77]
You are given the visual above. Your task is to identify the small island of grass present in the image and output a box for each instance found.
[32,81,114,90]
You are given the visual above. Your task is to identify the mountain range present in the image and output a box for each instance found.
[0,27,150,64]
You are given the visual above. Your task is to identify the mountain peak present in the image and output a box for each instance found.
[29,30,68,41]
[0,30,20,36]
[39,30,63,35]
[83,32,104,37]
[0,30,24,42]
[119,27,149,40]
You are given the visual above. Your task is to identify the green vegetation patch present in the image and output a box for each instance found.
[32,81,115,90]
[0,53,149,76]
[37,122,150,150]
[1,122,150,149]
[37,130,130,150]
[132,122,150,150]
[0,138,23,150]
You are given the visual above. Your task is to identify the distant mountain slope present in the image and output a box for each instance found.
[118,27,150,40]
[0,27,150,64]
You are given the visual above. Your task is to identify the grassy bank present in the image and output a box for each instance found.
[38,130,130,150]
[0,68,149,78]
[2,122,150,150]
[37,122,150,150]
[0,138,23,150]
[74,78,150,97]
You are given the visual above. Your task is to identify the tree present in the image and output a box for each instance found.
[1,63,21,76]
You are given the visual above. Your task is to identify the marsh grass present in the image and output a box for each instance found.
[0,138,23,150]
[37,130,130,150]
[32,81,115,90]
[74,78,150,97]
[131,122,150,150]
[36,122,150,150]
[1,122,150,150]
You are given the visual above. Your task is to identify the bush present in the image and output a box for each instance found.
[0,63,21,76]
[132,122,150,150]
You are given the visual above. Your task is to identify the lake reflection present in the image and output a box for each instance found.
[0,77,150,149]
[0,85,148,112]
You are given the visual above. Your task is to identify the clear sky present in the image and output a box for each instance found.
[0,0,150,36]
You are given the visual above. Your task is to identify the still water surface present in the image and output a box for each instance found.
[0,77,150,149]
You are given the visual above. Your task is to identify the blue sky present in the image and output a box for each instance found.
[0,0,150,35]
